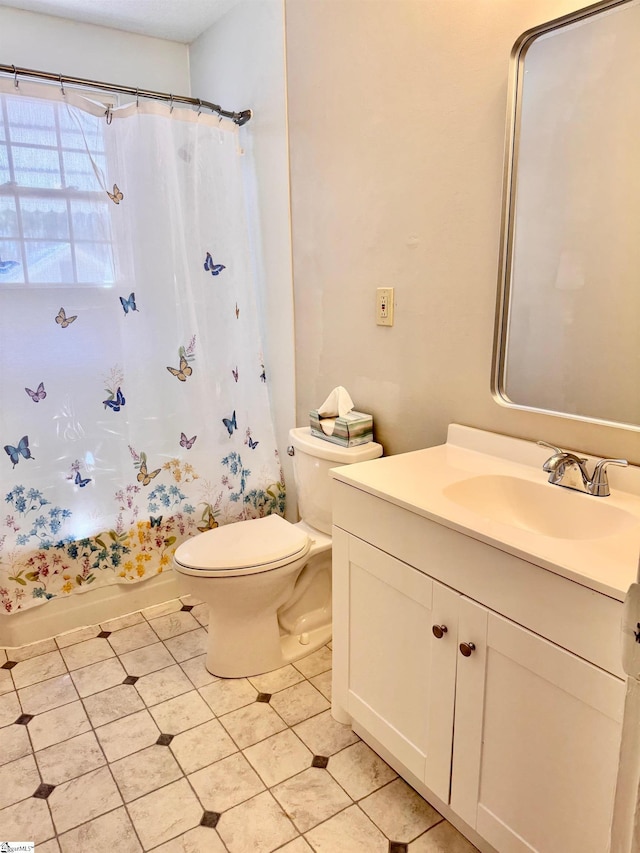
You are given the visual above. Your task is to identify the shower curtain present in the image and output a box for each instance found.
[0,79,284,614]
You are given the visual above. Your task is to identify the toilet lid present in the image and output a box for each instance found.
[173,514,310,576]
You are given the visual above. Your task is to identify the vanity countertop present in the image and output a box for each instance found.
[330,425,640,601]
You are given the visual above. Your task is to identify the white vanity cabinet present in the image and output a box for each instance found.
[332,479,627,853]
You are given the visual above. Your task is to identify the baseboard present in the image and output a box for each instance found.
[0,572,181,648]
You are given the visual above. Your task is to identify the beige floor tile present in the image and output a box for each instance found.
[292,646,332,679]
[271,766,352,832]
[170,718,237,774]
[219,701,287,748]
[149,690,213,734]
[0,668,14,695]
[135,664,193,706]
[199,677,257,715]
[188,751,265,812]
[293,709,359,756]
[409,821,479,852]
[95,709,161,762]
[36,730,105,785]
[179,594,203,607]
[100,611,144,632]
[28,699,91,751]
[164,628,209,662]
[191,603,209,627]
[309,670,332,701]
[0,796,55,844]
[142,599,182,620]
[305,804,388,853]
[58,806,142,853]
[60,637,114,671]
[36,839,61,853]
[127,777,203,849]
[277,839,314,852]
[0,721,31,764]
[0,754,40,809]
[359,778,441,842]
[110,743,183,802]
[150,825,227,853]
[248,664,305,694]
[217,791,297,853]
[107,622,159,655]
[55,625,100,649]
[180,655,219,688]
[5,637,57,661]
[328,741,397,800]
[18,673,78,715]
[83,683,145,727]
[119,642,175,676]
[48,766,123,834]
[0,690,20,726]
[149,610,200,640]
[270,680,330,726]
[244,729,313,787]
[70,656,126,698]
[11,649,67,688]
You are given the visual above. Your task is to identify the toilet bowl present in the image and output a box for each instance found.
[173,427,382,678]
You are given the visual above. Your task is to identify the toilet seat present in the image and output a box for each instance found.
[173,514,310,578]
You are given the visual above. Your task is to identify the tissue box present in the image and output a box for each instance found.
[309,409,374,447]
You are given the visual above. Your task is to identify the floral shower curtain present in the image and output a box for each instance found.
[0,80,284,614]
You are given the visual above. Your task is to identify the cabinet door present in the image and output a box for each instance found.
[345,535,457,799]
[452,597,625,853]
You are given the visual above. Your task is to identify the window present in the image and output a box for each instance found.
[0,91,116,287]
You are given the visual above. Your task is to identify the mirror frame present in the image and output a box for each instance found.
[491,0,639,432]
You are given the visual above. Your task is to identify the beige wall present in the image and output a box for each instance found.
[0,6,189,93]
[285,0,640,464]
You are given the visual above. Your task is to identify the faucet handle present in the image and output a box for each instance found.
[537,440,563,455]
[589,458,628,497]
[537,440,587,473]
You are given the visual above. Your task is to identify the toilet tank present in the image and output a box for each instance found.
[288,427,383,534]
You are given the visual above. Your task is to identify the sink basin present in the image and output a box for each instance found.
[443,474,638,540]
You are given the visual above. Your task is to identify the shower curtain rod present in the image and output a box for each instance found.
[0,63,252,126]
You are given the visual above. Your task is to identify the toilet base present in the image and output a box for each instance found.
[205,620,332,679]
[279,622,332,668]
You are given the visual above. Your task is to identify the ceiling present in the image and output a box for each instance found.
[0,0,239,43]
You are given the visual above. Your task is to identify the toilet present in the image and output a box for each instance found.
[173,426,383,678]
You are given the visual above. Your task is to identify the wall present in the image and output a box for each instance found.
[0,6,189,93]
[285,0,640,465]
[190,0,297,511]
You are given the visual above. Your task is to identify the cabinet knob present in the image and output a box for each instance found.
[432,625,448,639]
[459,642,476,657]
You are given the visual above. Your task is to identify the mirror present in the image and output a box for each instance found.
[492,0,640,430]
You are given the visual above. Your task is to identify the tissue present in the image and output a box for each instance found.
[310,386,373,447]
[316,386,355,436]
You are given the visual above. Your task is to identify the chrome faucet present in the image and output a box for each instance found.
[537,441,628,497]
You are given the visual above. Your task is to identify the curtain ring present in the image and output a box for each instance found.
[136,88,140,108]
[197,99,202,116]
[105,106,113,125]
[169,94,174,114]
[12,65,19,89]
[59,74,65,97]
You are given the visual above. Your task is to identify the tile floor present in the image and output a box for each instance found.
[0,597,479,852]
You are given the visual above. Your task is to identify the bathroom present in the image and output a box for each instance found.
[0,0,639,851]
